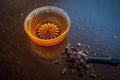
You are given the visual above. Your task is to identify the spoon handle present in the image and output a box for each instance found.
[87,57,120,65]
[87,57,111,63]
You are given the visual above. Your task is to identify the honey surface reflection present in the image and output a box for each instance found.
[30,39,67,59]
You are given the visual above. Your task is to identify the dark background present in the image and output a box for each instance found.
[0,0,120,80]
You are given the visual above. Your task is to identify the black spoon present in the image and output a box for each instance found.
[87,57,120,65]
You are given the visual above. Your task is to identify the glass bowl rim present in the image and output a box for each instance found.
[24,6,71,41]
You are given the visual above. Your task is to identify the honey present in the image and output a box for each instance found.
[29,12,68,40]
[24,6,70,46]
[36,22,61,39]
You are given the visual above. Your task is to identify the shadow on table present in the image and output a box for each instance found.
[30,38,67,59]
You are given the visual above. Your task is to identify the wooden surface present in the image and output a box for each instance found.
[0,0,120,80]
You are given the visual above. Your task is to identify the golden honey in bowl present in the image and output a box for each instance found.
[36,22,60,39]
[24,6,70,46]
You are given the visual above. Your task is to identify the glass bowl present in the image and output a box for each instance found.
[24,6,70,46]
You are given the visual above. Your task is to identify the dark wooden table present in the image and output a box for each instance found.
[0,0,120,80]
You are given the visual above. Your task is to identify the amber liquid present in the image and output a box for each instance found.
[36,22,61,39]
[29,12,68,39]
